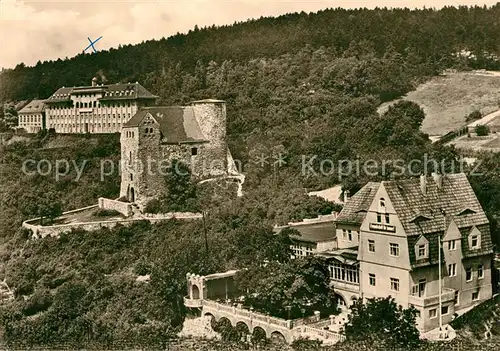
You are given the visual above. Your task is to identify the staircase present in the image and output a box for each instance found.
[0,279,14,303]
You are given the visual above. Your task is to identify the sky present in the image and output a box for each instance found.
[0,0,497,69]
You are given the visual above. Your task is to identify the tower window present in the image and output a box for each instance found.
[191,147,198,156]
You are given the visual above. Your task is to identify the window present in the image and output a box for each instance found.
[379,198,385,208]
[454,291,459,305]
[347,230,352,242]
[390,277,400,291]
[414,309,421,318]
[368,240,375,253]
[377,213,382,223]
[448,240,456,250]
[385,214,390,224]
[478,264,484,279]
[369,273,376,286]
[429,308,437,319]
[441,305,449,315]
[342,229,347,241]
[390,243,400,257]
[329,263,359,284]
[129,173,133,181]
[448,263,457,277]
[472,291,479,301]
[466,267,472,281]
[471,235,479,249]
[191,147,198,156]
[418,244,426,258]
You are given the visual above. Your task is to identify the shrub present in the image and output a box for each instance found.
[144,199,162,214]
[466,110,482,122]
[22,290,53,316]
[475,124,490,136]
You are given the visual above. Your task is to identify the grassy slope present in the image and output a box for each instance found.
[378,71,500,136]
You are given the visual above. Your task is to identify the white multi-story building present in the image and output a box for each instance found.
[18,99,45,133]
[43,78,157,133]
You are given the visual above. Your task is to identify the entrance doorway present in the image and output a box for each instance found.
[128,187,135,202]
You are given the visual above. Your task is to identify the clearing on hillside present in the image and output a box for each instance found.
[378,71,500,137]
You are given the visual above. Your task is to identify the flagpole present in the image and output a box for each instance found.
[438,234,443,332]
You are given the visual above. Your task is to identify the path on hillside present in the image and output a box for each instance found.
[467,109,500,128]
[198,174,245,197]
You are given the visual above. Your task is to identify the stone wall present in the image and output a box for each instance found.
[98,197,132,217]
[120,126,140,201]
[191,101,228,177]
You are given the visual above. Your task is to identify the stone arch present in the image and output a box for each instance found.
[335,292,348,309]
[202,312,217,330]
[235,321,250,341]
[192,284,200,299]
[270,331,286,344]
[251,326,267,344]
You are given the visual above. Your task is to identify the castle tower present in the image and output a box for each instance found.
[190,99,228,176]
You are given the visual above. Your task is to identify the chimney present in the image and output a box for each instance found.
[420,175,427,195]
[343,190,350,203]
[92,77,97,87]
[432,172,443,189]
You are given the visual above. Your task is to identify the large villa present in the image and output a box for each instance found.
[274,173,493,332]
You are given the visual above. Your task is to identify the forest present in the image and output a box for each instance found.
[0,4,500,349]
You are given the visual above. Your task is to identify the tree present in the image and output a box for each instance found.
[344,296,420,348]
[235,256,336,319]
[162,160,199,213]
[466,109,482,122]
[475,124,490,136]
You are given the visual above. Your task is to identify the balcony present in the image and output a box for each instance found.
[408,288,455,307]
[330,279,360,293]
[184,296,203,308]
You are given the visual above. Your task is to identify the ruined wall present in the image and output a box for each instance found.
[98,197,132,217]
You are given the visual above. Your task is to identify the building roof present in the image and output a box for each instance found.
[123,106,207,144]
[274,221,336,244]
[386,174,492,267]
[45,82,157,103]
[383,173,488,237]
[19,99,45,114]
[318,247,359,265]
[335,182,380,225]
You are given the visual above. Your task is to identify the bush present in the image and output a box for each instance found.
[93,208,121,217]
[475,124,490,136]
[144,199,161,214]
[22,290,53,316]
[466,110,482,122]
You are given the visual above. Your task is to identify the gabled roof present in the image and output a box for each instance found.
[45,82,157,103]
[123,106,207,144]
[335,182,380,225]
[383,173,488,237]
[19,99,45,114]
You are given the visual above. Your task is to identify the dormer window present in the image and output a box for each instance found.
[414,235,429,260]
[468,227,481,250]
[418,244,426,258]
[471,235,479,249]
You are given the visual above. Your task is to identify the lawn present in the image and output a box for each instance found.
[48,206,124,225]
[378,71,500,136]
